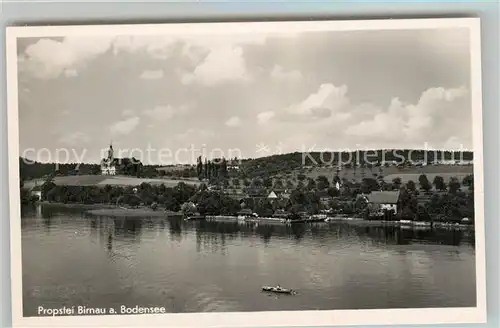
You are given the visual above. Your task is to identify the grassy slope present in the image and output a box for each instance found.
[24,175,200,188]
[290,165,473,184]
[225,166,473,193]
[226,156,473,192]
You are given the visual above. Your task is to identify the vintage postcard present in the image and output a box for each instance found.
[6,18,486,327]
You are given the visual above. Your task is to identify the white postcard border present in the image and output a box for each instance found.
[6,17,487,327]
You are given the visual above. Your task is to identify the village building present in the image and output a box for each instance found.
[366,191,400,214]
[267,191,278,199]
[316,190,332,207]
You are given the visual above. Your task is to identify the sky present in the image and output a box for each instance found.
[16,26,473,165]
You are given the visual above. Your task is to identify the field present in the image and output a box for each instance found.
[274,165,473,185]
[288,165,473,182]
[22,164,473,192]
[224,164,474,192]
[23,175,200,189]
[98,176,199,187]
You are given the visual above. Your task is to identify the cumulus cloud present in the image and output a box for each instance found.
[140,69,164,80]
[143,104,190,120]
[257,111,276,125]
[225,116,242,127]
[112,35,178,59]
[58,132,91,145]
[109,116,140,136]
[254,83,472,151]
[20,37,114,79]
[270,65,302,82]
[269,83,350,123]
[175,128,216,144]
[181,45,251,86]
[64,69,78,77]
[122,109,135,117]
[18,29,473,159]
[18,33,288,82]
[345,86,470,147]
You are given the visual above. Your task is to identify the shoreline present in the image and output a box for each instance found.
[31,202,474,229]
[32,202,181,218]
[34,201,115,210]
[86,208,181,218]
[195,215,474,230]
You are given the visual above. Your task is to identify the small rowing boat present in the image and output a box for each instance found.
[261,286,296,295]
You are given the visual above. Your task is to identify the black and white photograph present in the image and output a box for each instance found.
[6,18,486,327]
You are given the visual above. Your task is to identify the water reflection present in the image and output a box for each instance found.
[255,225,274,244]
[21,205,475,250]
[107,231,113,252]
[290,224,306,241]
[187,220,475,248]
[169,218,182,237]
[113,218,142,242]
[20,205,477,315]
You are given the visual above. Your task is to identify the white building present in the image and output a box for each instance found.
[101,144,117,176]
[366,191,400,214]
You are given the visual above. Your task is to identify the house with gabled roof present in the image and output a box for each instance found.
[366,190,400,213]
[267,191,278,199]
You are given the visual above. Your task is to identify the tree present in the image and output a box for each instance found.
[327,187,340,197]
[263,177,273,189]
[252,178,263,187]
[254,199,274,217]
[286,180,294,190]
[219,157,228,178]
[211,161,218,178]
[361,178,379,193]
[433,176,446,191]
[125,194,141,208]
[274,178,284,190]
[296,180,305,190]
[416,204,431,221]
[196,156,203,179]
[398,187,418,219]
[219,195,240,215]
[327,198,340,211]
[462,174,473,186]
[204,159,209,179]
[406,180,416,192]
[306,178,316,191]
[181,201,196,215]
[448,177,461,194]
[392,177,402,189]
[418,174,432,192]
[243,179,251,187]
[196,192,220,215]
[316,175,330,191]
[232,178,240,187]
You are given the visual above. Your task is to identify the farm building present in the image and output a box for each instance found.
[366,190,401,213]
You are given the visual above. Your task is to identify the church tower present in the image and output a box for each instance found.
[101,142,116,176]
[108,143,114,162]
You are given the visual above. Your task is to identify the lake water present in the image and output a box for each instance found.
[21,205,476,316]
